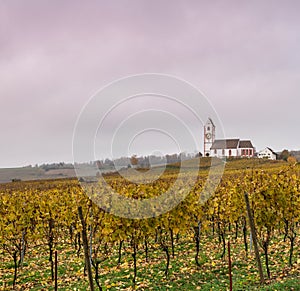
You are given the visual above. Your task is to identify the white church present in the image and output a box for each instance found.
[204,118,255,158]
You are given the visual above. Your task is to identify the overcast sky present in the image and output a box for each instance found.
[1,0,300,168]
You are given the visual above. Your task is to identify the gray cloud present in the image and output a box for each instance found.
[1,0,300,167]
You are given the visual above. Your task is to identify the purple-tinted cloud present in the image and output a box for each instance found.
[0,0,300,167]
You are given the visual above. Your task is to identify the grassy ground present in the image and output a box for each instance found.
[1,231,299,290]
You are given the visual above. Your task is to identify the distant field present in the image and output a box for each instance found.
[0,167,76,183]
[0,158,292,183]
[0,165,112,183]
[0,167,45,183]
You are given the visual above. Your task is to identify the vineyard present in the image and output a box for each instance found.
[0,158,299,290]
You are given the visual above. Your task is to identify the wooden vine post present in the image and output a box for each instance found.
[244,192,265,285]
[54,250,58,291]
[78,206,95,291]
[228,240,232,291]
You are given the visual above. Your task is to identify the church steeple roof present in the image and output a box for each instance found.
[206,117,215,127]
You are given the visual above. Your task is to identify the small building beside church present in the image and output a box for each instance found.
[203,118,255,158]
[257,147,277,160]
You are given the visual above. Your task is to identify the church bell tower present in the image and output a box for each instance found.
[204,118,215,157]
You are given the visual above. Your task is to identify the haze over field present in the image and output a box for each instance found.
[1,1,300,167]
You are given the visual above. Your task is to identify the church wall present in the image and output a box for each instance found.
[210,148,238,158]
[210,148,255,158]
